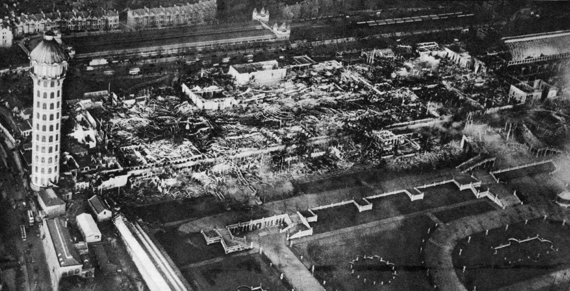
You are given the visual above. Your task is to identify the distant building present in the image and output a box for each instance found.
[533,79,559,99]
[473,57,487,74]
[13,9,120,37]
[288,55,317,69]
[228,60,287,86]
[70,89,116,109]
[14,13,59,36]
[372,130,404,151]
[271,22,290,39]
[0,19,13,47]
[40,217,94,291]
[76,213,101,243]
[503,30,570,76]
[181,84,237,110]
[88,195,112,222]
[37,188,66,218]
[126,1,217,30]
[509,79,559,103]
[362,48,395,64]
[313,59,343,71]
[54,184,73,201]
[123,93,149,106]
[416,42,446,57]
[443,44,473,68]
[58,9,119,32]
[252,8,270,22]
[20,147,33,171]
[97,173,130,190]
[68,110,100,149]
[16,119,32,138]
[509,82,541,103]
[19,107,33,120]
[417,41,475,69]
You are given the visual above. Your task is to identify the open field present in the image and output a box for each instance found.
[127,195,226,224]
[292,216,435,291]
[154,229,226,266]
[310,183,475,234]
[184,253,290,291]
[0,46,29,69]
[293,167,456,197]
[493,161,556,181]
[505,172,562,205]
[453,219,570,291]
[434,200,497,223]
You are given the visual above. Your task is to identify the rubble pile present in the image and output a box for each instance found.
[58,42,524,204]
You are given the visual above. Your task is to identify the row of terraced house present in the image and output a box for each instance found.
[0,1,219,47]
[7,8,120,37]
[125,0,216,29]
[0,18,12,47]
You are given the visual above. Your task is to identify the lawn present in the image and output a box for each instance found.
[292,216,436,291]
[493,161,555,181]
[293,167,454,196]
[434,200,496,223]
[186,254,290,291]
[311,183,474,234]
[0,47,28,69]
[505,172,561,205]
[127,195,226,224]
[453,219,570,291]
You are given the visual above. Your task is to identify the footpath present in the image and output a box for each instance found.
[258,233,325,291]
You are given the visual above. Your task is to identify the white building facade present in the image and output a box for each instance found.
[29,32,68,190]
[88,195,113,221]
[40,218,94,291]
[126,1,216,30]
[181,84,238,110]
[228,60,287,86]
[0,20,13,47]
[76,213,102,243]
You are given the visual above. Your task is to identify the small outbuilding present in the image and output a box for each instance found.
[88,195,112,222]
[76,213,101,243]
[37,188,66,218]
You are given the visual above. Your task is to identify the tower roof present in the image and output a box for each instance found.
[30,32,68,65]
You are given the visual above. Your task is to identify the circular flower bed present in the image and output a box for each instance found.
[349,255,398,287]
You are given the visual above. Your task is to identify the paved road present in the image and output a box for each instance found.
[180,249,257,270]
[22,224,51,291]
[250,199,481,291]
[0,124,49,291]
[2,171,51,291]
[258,233,325,291]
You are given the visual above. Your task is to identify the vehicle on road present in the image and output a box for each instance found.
[129,67,140,75]
[20,225,26,241]
[27,210,34,226]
